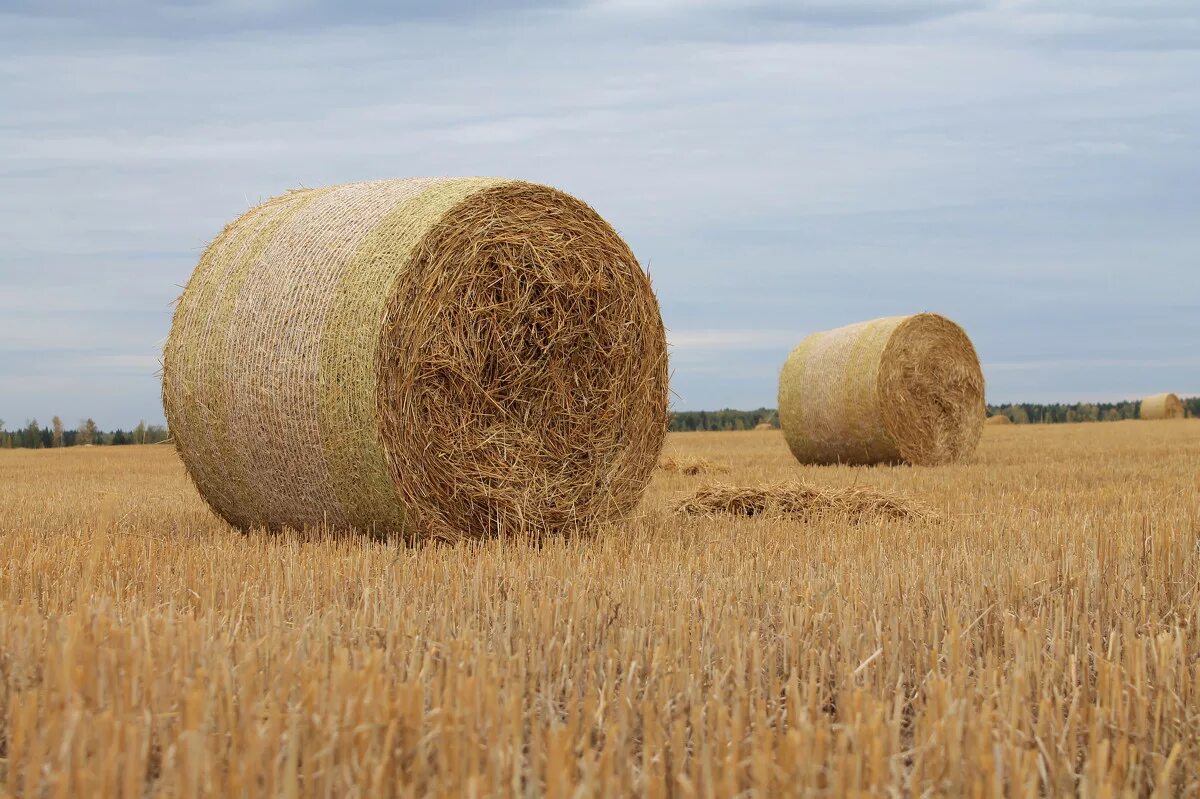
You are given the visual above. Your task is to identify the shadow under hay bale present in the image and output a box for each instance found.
[778,313,984,466]
[672,482,937,523]
[657,457,729,476]
[162,178,669,541]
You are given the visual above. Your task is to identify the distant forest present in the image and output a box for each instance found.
[0,418,169,449]
[668,397,1197,432]
[984,397,1197,424]
[670,408,779,432]
[0,397,1195,446]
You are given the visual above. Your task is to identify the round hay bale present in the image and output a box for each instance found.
[778,313,984,466]
[754,422,774,431]
[1140,392,1184,420]
[984,414,1012,426]
[162,178,669,540]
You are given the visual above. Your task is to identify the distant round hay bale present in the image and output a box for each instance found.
[754,422,774,431]
[985,414,1012,426]
[162,178,669,540]
[778,313,984,466]
[1140,392,1184,420]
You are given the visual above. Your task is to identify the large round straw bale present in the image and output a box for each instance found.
[1140,392,1184,420]
[162,178,669,540]
[778,313,984,466]
[984,414,1012,426]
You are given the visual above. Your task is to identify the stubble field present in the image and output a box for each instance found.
[1,420,1198,797]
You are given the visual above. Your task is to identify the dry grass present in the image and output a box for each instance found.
[2,419,1199,796]
[672,481,937,522]
[657,456,729,475]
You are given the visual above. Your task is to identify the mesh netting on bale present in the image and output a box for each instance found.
[1140,392,1184,420]
[162,178,669,541]
[778,313,985,466]
[984,414,1012,426]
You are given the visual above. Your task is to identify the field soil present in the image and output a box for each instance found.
[1,420,1198,796]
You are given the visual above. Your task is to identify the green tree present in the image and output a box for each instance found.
[79,418,98,446]
[24,419,42,449]
[51,416,64,448]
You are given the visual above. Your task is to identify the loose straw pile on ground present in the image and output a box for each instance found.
[985,414,1012,426]
[162,178,669,540]
[1140,392,1184,420]
[778,313,985,466]
[658,456,729,475]
[672,481,936,523]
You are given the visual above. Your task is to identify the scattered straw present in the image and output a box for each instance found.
[672,481,937,523]
[778,313,984,466]
[658,457,729,475]
[162,178,669,541]
[1140,393,1184,421]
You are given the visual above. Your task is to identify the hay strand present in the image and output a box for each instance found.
[672,481,937,523]
[162,178,669,540]
[1140,393,1184,420]
[658,457,729,475]
[778,313,984,466]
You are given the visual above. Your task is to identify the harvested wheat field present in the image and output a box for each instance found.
[2,419,1199,796]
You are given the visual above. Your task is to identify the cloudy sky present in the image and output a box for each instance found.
[1,0,1197,428]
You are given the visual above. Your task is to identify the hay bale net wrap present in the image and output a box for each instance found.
[778,313,984,466]
[1140,393,1184,420]
[162,178,669,540]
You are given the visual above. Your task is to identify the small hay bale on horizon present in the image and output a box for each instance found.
[1140,392,1184,420]
[162,177,669,541]
[985,414,1012,426]
[754,422,774,431]
[778,313,985,466]
[672,481,937,523]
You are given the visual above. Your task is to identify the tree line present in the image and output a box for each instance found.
[2,395,1194,446]
[0,417,170,449]
[670,408,778,432]
[669,396,1196,432]
[986,397,1197,424]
